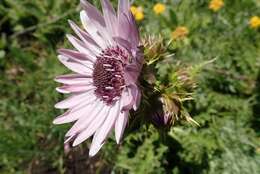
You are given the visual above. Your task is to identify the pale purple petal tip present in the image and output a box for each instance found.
[80,0,106,26]
[115,111,129,144]
[89,100,121,155]
[101,0,118,36]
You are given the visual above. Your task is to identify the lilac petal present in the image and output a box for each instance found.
[115,111,129,144]
[64,135,75,144]
[117,3,140,47]
[80,0,105,27]
[128,13,140,47]
[68,20,101,54]
[56,87,70,94]
[89,100,121,156]
[118,0,130,17]
[63,56,93,70]
[53,97,96,124]
[66,34,97,58]
[80,10,115,46]
[118,1,130,39]
[55,90,95,109]
[113,37,131,53]
[124,65,140,85]
[65,102,102,137]
[134,47,144,68]
[118,12,139,49]
[72,106,110,146]
[101,0,118,36]
[121,84,141,112]
[121,88,134,111]
[80,11,110,49]
[134,89,141,111]
[56,84,95,94]
[66,101,105,137]
[127,85,140,111]
[59,54,93,71]
[58,55,93,75]
[55,74,92,85]
[117,13,131,43]
[89,142,105,157]
[58,48,95,63]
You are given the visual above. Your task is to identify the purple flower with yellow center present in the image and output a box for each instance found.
[53,0,143,156]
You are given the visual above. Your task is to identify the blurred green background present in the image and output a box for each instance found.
[0,0,260,173]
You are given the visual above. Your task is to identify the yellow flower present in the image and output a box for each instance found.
[153,3,166,15]
[172,26,189,40]
[249,16,260,29]
[209,0,224,12]
[131,6,144,21]
[135,11,144,21]
[130,6,138,16]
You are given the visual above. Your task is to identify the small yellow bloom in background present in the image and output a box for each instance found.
[135,11,144,21]
[249,16,260,29]
[172,26,189,40]
[131,6,144,21]
[130,6,138,16]
[153,3,166,15]
[209,0,224,12]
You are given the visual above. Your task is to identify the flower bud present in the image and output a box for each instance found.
[176,68,197,91]
[152,109,173,129]
[151,95,181,129]
[142,35,168,64]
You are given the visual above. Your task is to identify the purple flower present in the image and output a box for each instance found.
[53,0,143,156]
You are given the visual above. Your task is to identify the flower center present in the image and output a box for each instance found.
[93,46,129,105]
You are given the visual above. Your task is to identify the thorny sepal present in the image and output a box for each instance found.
[142,34,174,65]
[139,35,217,131]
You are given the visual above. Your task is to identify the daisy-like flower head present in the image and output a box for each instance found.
[53,0,143,157]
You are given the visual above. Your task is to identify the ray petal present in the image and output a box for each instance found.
[58,55,93,75]
[55,74,92,85]
[58,54,93,70]
[66,34,97,58]
[58,48,96,63]
[113,37,131,53]
[72,105,110,146]
[56,84,95,94]
[53,97,97,124]
[134,89,141,111]
[115,110,129,144]
[117,13,131,44]
[65,100,105,137]
[101,0,118,36]
[68,20,101,54]
[128,13,140,47]
[80,0,106,26]
[80,11,109,49]
[118,0,130,16]
[55,91,95,110]
[121,88,134,111]
[89,100,121,156]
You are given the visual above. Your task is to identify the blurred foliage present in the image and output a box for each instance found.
[0,0,260,173]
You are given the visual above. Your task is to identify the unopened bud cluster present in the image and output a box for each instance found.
[140,36,203,130]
